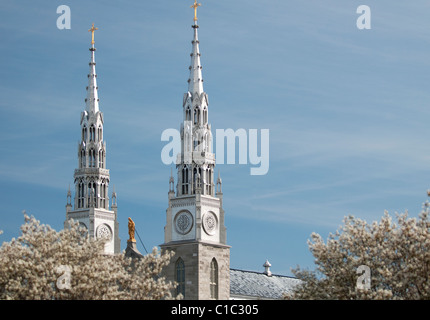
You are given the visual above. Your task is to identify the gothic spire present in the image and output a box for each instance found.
[188,3,204,95]
[85,23,99,113]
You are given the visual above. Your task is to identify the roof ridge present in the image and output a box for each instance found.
[230,268,298,279]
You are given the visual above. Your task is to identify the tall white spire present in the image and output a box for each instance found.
[161,2,230,300]
[188,23,204,95]
[85,23,99,113]
[65,23,120,255]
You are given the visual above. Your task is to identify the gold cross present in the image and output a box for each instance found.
[190,0,201,22]
[88,23,98,45]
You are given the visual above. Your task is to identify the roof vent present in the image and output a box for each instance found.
[263,260,272,277]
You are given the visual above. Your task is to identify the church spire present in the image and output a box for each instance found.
[161,4,230,300]
[86,23,99,113]
[65,23,120,255]
[188,1,204,95]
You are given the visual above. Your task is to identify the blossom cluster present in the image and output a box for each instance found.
[289,207,430,300]
[0,214,177,300]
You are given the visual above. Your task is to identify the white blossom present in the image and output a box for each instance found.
[0,214,178,300]
[289,208,430,300]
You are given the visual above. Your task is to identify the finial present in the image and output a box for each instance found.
[191,0,201,22]
[88,23,98,45]
[111,184,117,207]
[216,169,222,193]
[263,260,272,277]
[169,167,175,192]
[66,184,72,206]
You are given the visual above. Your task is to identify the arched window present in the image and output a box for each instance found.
[194,107,200,125]
[98,149,104,168]
[193,167,201,192]
[87,183,92,208]
[100,182,106,209]
[80,149,86,168]
[78,181,85,208]
[90,125,95,142]
[175,258,185,298]
[98,126,103,142]
[87,182,97,208]
[186,107,191,121]
[94,183,98,208]
[182,167,189,195]
[205,168,212,195]
[203,108,207,124]
[210,258,218,299]
[89,149,96,167]
[82,126,87,142]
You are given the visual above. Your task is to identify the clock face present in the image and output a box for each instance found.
[96,223,112,241]
[203,212,217,236]
[174,211,193,235]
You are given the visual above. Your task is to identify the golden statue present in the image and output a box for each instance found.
[191,0,201,22]
[128,217,136,242]
[88,23,98,45]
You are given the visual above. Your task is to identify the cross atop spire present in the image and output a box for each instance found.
[88,23,98,45]
[191,0,201,22]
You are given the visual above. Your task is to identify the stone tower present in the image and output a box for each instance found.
[160,4,230,300]
[65,24,120,255]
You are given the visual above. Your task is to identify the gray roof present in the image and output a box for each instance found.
[230,269,301,300]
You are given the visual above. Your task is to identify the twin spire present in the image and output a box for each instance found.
[188,0,204,95]
[85,23,99,113]
[85,0,202,110]
[188,23,204,95]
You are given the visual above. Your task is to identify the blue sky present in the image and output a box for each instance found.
[1,1,430,276]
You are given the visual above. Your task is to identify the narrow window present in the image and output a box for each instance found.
[89,149,96,167]
[87,183,92,208]
[186,107,191,121]
[82,126,87,142]
[99,150,104,168]
[94,183,98,208]
[100,182,106,209]
[181,167,189,195]
[80,149,86,168]
[176,258,185,298]
[203,108,207,124]
[98,126,102,141]
[90,125,95,141]
[210,258,218,299]
[78,181,85,208]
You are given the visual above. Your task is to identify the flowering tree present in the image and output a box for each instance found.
[0,213,177,300]
[290,203,430,300]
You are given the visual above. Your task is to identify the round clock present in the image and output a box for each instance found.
[203,212,217,235]
[174,211,193,235]
[96,223,112,241]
